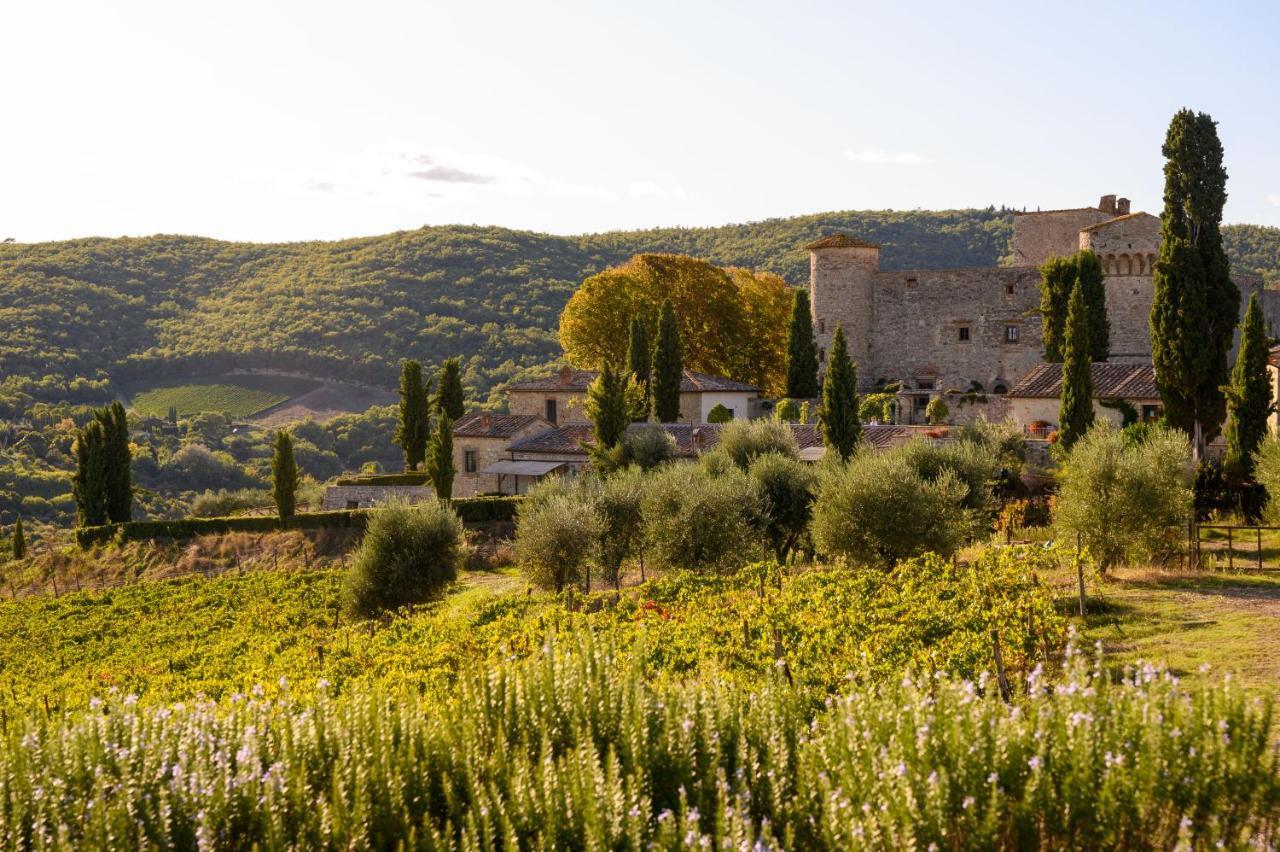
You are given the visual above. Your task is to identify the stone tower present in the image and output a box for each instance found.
[806,234,879,379]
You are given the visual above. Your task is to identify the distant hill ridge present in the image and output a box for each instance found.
[1,209,1276,406]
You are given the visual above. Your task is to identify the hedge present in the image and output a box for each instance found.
[334,473,430,487]
[73,496,521,548]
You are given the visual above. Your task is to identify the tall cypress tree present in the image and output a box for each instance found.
[585,361,630,454]
[72,420,108,527]
[1058,281,1095,450]
[785,288,820,398]
[1150,109,1239,460]
[433,357,466,421]
[11,517,24,560]
[96,402,132,523]
[1039,255,1077,363]
[272,430,299,523]
[1077,250,1109,361]
[651,299,683,423]
[394,359,431,471]
[625,316,651,413]
[1224,292,1272,475]
[818,325,860,460]
[426,411,456,502]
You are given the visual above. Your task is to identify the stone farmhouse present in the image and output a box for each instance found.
[808,193,1275,425]
[1007,362,1160,437]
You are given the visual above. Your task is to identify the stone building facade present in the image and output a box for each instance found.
[506,367,760,426]
[809,193,1276,399]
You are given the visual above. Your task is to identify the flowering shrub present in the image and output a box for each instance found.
[0,633,1275,849]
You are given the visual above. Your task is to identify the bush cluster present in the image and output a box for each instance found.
[343,501,464,617]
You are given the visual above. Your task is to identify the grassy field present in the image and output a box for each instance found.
[125,373,320,417]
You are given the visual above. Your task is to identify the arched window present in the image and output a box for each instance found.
[992,382,1008,395]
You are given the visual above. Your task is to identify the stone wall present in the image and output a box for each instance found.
[452,435,521,497]
[810,245,878,377]
[1079,213,1160,275]
[865,267,1043,393]
[1009,209,1112,267]
[321,484,432,510]
[508,390,590,425]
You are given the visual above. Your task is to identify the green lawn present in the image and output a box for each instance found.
[125,373,320,418]
[1077,567,1280,692]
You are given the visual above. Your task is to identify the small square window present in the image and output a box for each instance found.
[545,398,557,424]
[916,378,935,391]
[958,326,970,342]
[464,449,477,474]
[818,318,826,335]
[1004,325,1019,343]
[819,348,826,363]
[1006,284,1015,295]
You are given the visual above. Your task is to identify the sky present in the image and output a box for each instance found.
[3,0,1278,243]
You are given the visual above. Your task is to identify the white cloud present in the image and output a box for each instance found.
[262,145,616,202]
[842,146,932,165]
[1268,193,1280,207]
[628,180,688,199]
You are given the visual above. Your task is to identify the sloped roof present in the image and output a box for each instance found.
[804,234,879,251]
[507,424,596,454]
[454,412,549,438]
[1011,206,1106,217]
[505,421,911,458]
[1008,362,1158,400]
[1079,211,1158,232]
[506,368,758,394]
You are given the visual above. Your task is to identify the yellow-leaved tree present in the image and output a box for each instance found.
[558,254,791,396]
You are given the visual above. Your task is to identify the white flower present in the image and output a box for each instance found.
[987,772,998,784]
[1028,755,1042,771]
[963,796,975,809]
[316,679,331,690]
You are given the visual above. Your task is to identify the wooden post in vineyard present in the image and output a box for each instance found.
[1075,532,1086,617]
[991,630,1011,703]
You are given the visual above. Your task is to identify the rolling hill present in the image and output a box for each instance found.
[1,209,1277,413]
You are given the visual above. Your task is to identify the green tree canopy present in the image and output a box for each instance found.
[1150,109,1239,459]
[426,411,456,502]
[818,325,861,461]
[394,360,431,471]
[651,300,683,423]
[271,430,299,522]
[1058,281,1095,450]
[785,288,820,399]
[1224,292,1272,475]
[433,357,466,421]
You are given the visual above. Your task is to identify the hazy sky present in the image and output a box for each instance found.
[3,0,1278,243]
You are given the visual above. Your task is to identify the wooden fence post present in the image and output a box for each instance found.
[991,630,1012,703]
[1228,526,1234,571]
[1257,526,1263,572]
[1075,532,1086,617]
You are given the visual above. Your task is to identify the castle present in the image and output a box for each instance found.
[807,194,1274,421]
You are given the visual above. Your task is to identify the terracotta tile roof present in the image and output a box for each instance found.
[507,424,596,454]
[804,234,879,251]
[1078,211,1156,232]
[454,412,547,438]
[1008,362,1158,400]
[506,368,758,394]
[1011,207,1104,217]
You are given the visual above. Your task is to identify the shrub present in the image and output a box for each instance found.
[1254,436,1280,523]
[622,425,677,471]
[595,467,647,587]
[1053,423,1193,570]
[641,464,762,572]
[343,501,464,617]
[515,489,601,592]
[706,403,733,424]
[924,396,949,424]
[190,488,272,517]
[774,398,800,422]
[748,453,816,564]
[708,418,798,471]
[897,437,1002,537]
[812,449,967,568]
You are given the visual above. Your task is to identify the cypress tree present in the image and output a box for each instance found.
[818,325,861,461]
[12,517,24,560]
[433,357,466,421]
[585,362,630,453]
[1224,292,1272,475]
[394,359,432,471]
[167,404,178,425]
[625,316,651,413]
[785,288,820,398]
[1039,255,1076,363]
[96,402,132,523]
[426,411,456,502]
[272,430,299,523]
[72,420,108,527]
[1150,109,1239,460]
[1076,249,1109,361]
[1058,281,1095,450]
[651,299,683,423]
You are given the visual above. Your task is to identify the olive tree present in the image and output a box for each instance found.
[641,463,763,572]
[748,452,816,564]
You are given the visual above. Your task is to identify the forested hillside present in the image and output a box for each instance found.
[1,210,1275,413]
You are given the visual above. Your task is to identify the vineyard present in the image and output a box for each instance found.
[125,373,319,418]
[0,545,1068,716]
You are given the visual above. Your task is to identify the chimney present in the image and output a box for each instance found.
[558,365,574,385]
[691,427,703,452]
[1115,197,1131,215]
[1098,194,1117,215]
